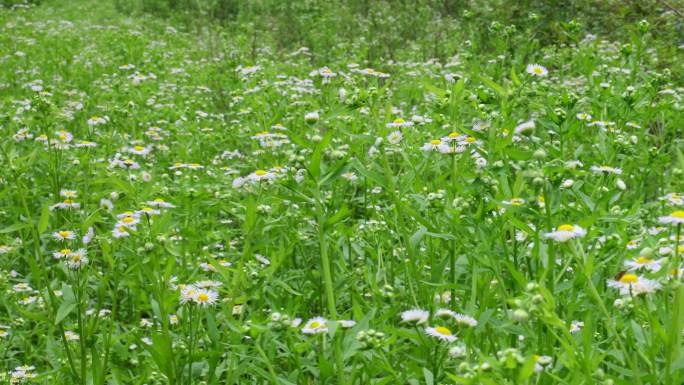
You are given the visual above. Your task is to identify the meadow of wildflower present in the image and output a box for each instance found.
[0,0,683,384]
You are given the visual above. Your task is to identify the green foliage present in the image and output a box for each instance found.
[0,0,683,384]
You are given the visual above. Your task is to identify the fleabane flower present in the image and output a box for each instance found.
[607,273,661,296]
[53,230,77,241]
[387,130,403,145]
[526,64,548,77]
[544,224,586,242]
[425,326,456,342]
[421,139,447,152]
[302,317,328,334]
[400,309,429,324]
[659,210,684,225]
[624,256,664,272]
[386,118,413,128]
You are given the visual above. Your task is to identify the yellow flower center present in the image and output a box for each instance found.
[636,256,651,264]
[122,217,135,223]
[435,326,452,336]
[534,68,543,74]
[430,140,441,145]
[59,231,71,237]
[310,321,321,328]
[197,293,209,302]
[255,170,268,176]
[393,118,405,124]
[134,145,145,151]
[619,274,638,284]
[465,136,476,143]
[558,224,574,232]
[672,210,684,219]
[510,198,524,206]
[448,132,460,139]
[60,249,71,254]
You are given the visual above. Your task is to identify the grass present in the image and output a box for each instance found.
[0,0,683,384]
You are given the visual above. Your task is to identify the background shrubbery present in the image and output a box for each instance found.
[112,0,683,66]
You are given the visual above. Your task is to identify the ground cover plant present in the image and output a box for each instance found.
[0,0,683,384]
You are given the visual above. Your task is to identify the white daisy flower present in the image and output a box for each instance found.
[387,130,403,145]
[302,317,328,334]
[53,230,77,241]
[386,118,413,128]
[425,326,456,342]
[544,224,587,242]
[659,210,684,225]
[400,309,429,324]
[569,320,583,334]
[341,172,358,182]
[421,139,447,152]
[526,64,548,77]
[607,273,661,296]
[338,320,356,328]
[624,256,665,272]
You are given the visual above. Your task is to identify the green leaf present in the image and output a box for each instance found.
[479,75,506,97]
[423,367,434,385]
[0,222,29,234]
[308,131,334,180]
[55,301,76,324]
[38,203,50,233]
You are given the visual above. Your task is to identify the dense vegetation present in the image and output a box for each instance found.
[0,0,683,384]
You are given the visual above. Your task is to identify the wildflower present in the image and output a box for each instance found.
[661,193,684,206]
[338,320,356,328]
[502,198,525,206]
[53,248,72,259]
[66,249,88,269]
[569,321,583,334]
[452,313,478,327]
[87,115,108,126]
[533,355,552,372]
[425,326,456,342]
[386,118,413,128]
[514,120,535,135]
[304,111,319,123]
[128,145,151,156]
[112,225,131,238]
[526,64,548,77]
[248,169,276,182]
[625,256,664,272]
[544,224,587,242]
[590,165,622,175]
[52,199,80,210]
[53,230,77,241]
[64,331,80,341]
[302,317,328,334]
[255,254,271,265]
[147,198,176,208]
[117,214,140,228]
[421,139,447,152]
[341,172,358,182]
[576,112,592,121]
[400,309,429,324]
[387,130,403,144]
[193,288,219,307]
[60,189,78,198]
[659,210,684,225]
[607,273,661,296]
